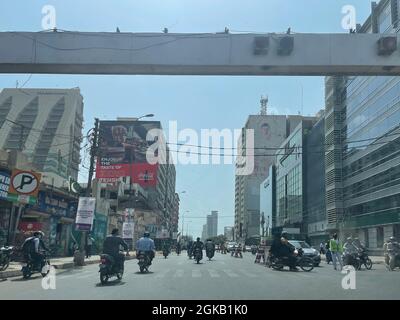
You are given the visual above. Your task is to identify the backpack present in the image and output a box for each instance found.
[21,237,35,254]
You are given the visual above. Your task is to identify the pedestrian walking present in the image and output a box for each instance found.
[329,233,343,271]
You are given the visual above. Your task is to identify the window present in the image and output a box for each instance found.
[377,227,384,248]
[109,192,117,199]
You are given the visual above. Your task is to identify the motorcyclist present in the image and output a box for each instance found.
[383,236,399,270]
[205,239,215,257]
[192,237,204,260]
[22,231,48,270]
[136,232,155,265]
[343,237,359,265]
[352,237,365,251]
[103,228,129,271]
[270,232,298,271]
[235,243,243,258]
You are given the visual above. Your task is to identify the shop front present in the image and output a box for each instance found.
[22,190,78,256]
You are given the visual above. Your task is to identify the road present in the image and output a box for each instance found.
[0,251,399,300]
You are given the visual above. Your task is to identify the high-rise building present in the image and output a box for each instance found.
[305,116,327,245]
[206,211,218,238]
[202,224,208,241]
[324,0,400,253]
[274,119,317,236]
[234,102,316,242]
[0,88,84,187]
[95,119,177,241]
[224,226,234,241]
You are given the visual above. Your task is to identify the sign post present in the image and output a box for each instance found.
[75,197,96,231]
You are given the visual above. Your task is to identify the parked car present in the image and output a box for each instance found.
[288,240,321,266]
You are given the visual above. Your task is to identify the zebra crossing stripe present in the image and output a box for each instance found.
[192,270,201,278]
[155,269,170,278]
[173,269,184,277]
[207,269,220,278]
[223,269,239,277]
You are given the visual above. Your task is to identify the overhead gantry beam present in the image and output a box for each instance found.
[0,31,399,76]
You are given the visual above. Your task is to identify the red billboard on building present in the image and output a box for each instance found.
[96,120,161,187]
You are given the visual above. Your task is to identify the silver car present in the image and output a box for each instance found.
[288,240,321,266]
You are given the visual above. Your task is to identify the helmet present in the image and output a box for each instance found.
[347,237,352,241]
[111,228,119,235]
[389,236,395,242]
[144,232,150,237]
[281,231,288,239]
[196,237,200,241]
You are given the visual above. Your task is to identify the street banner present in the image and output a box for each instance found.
[7,169,41,205]
[75,197,96,231]
[0,171,10,200]
[122,222,135,239]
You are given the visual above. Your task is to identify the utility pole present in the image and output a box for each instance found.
[75,118,99,266]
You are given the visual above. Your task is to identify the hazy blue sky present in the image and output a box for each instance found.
[0,0,373,237]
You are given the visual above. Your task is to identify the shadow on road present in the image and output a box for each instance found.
[10,275,42,282]
[95,280,126,287]
[133,271,154,275]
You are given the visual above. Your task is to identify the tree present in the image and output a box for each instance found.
[208,234,227,245]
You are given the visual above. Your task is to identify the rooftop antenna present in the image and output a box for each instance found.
[260,95,268,115]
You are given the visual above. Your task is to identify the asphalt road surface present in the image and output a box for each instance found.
[1,251,399,300]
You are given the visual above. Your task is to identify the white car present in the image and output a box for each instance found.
[226,242,236,252]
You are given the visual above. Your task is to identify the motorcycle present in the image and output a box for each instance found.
[0,245,14,271]
[358,249,372,270]
[99,253,124,284]
[176,247,181,256]
[194,247,202,264]
[137,251,151,273]
[251,246,257,255]
[267,248,314,272]
[233,247,243,258]
[163,249,169,259]
[386,252,400,271]
[21,251,51,279]
[206,249,215,261]
[342,252,362,270]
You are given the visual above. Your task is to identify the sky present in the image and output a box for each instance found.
[0,0,373,238]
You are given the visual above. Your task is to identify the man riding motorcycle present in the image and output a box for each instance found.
[22,231,48,270]
[136,232,155,265]
[103,228,129,271]
[205,239,215,258]
[192,237,204,260]
[269,232,298,271]
[383,236,400,270]
[343,237,359,266]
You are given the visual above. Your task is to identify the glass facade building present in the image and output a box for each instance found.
[275,120,317,235]
[324,0,400,252]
